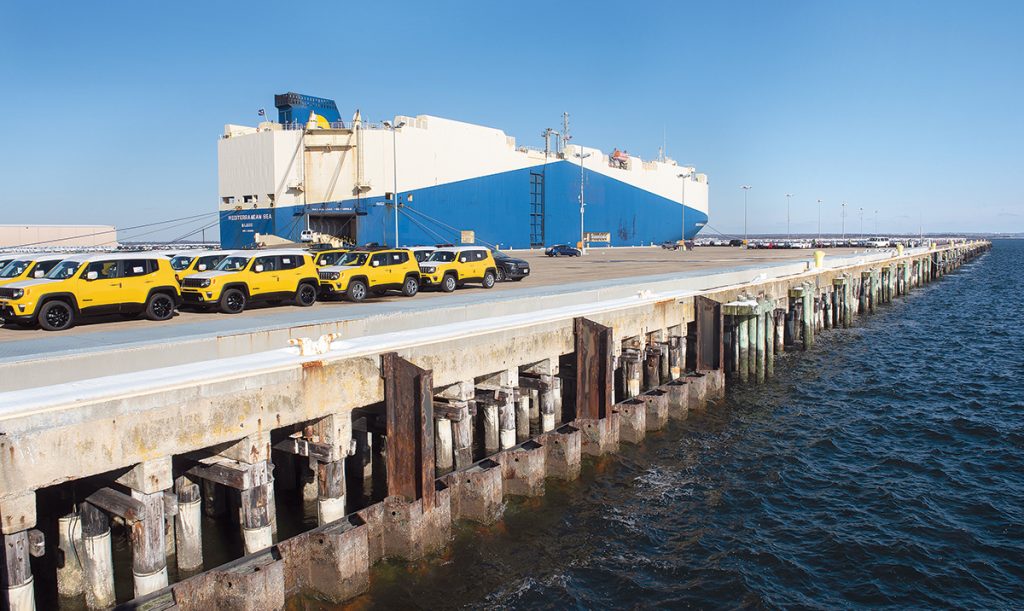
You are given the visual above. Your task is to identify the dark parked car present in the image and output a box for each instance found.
[493,251,530,281]
[545,244,582,257]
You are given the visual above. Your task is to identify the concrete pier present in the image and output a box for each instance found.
[0,241,989,609]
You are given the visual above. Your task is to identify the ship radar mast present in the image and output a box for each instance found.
[561,112,571,152]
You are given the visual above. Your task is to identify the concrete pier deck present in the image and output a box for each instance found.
[0,247,862,391]
[0,242,989,610]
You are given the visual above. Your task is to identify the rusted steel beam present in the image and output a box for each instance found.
[381,352,436,509]
[694,295,723,371]
[574,317,614,420]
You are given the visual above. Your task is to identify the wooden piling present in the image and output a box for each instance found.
[130,490,168,597]
[202,478,227,517]
[2,530,33,611]
[668,336,683,380]
[623,351,642,398]
[515,391,530,442]
[451,403,474,468]
[658,341,671,382]
[774,310,785,354]
[764,310,775,379]
[803,290,815,349]
[56,512,85,600]
[737,316,749,383]
[240,477,273,555]
[80,503,115,609]
[498,389,516,450]
[482,402,499,455]
[434,417,454,475]
[317,459,347,525]
[174,476,203,573]
[755,311,766,383]
[746,315,757,377]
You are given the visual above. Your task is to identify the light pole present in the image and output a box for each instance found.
[575,150,591,252]
[841,201,847,241]
[677,172,693,242]
[859,207,864,238]
[874,209,878,235]
[817,199,823,241]
[785,193,793,239]
[382,120,406,247]
[741,185,752,242]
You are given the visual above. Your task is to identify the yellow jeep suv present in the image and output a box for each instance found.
[419,246,498,292]
[170,250,232,282]
[180,249,319,313]
[318,248,420,302]
[0,254,66,287]
[0,253,181,331]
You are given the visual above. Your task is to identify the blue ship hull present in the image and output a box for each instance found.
[220,160,707,249]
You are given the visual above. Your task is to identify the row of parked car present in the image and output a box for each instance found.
[0,244,532,331]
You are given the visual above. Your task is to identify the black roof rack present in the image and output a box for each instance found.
[350,243,388,252]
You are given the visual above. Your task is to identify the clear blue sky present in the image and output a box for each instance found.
[2,0,1022,239]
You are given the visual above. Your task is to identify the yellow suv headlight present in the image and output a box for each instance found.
[10,289,24,300]
[323,271,341,281]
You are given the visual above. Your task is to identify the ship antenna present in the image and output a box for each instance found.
[562,112,571,151]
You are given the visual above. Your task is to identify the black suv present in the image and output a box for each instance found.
[544,244,582,257]
[493,251,530,281]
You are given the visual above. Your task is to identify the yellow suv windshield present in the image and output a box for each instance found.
[47,261,82,279]
[337,252,369,266]
[0,260,31,278]
[427,251,456,263]
[170,255,194,270]
[316,251,348,266]
[217,256,252,271]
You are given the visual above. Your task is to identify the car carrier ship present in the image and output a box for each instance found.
[218,93,709,250]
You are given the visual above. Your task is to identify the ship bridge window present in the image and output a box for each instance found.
[243,195,255,204]
[222,196,235,205]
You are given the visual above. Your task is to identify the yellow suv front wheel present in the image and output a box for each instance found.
[440,274,458,293]
[346,279,369,302]
[39,300,76,331]
[220,288,247,314]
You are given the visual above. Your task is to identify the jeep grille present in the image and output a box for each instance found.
[181,277,208,289]
[0,287,18,299]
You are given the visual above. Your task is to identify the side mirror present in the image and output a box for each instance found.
[459,257,467,263]
[198,264,207,271]
[86,271,98,280]
[33,271,44,278]
[254,264,264,273]
[371,261,380,267]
